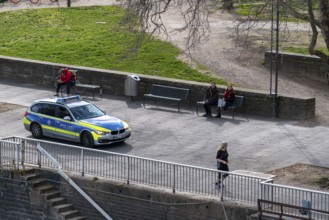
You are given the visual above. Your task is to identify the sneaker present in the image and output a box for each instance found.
[202,113,209,117]
[215,113,221,118]
[54,93,59,97]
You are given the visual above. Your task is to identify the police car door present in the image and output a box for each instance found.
[34,103,57,137]
[54,106,77,142]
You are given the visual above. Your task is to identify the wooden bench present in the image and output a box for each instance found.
[196,95,244,119]
[143,84,190,112]
[75,83,102,100]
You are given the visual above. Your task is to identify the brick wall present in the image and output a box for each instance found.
[0,169,259,220]
[0,55,315,120]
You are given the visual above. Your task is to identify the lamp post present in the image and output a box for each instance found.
[270,0,280,117]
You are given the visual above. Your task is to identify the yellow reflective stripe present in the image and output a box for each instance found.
[91,131,102,140]
[78,121,109,132]
[56,128,79,137]
[23,117,31,125]
[42,125,57,132]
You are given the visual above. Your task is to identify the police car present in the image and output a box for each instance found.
[23,95,131,147]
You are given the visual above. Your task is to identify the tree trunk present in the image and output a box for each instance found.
[223,0,234,10]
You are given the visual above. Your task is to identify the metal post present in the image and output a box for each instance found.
[67,0,71,7]
[173,165,176,193]
[270,0,280,117]
[127,157,130,185]
[81,149,84,176]
[21,140,25,168]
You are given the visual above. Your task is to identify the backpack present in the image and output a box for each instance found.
[69,69,77,81]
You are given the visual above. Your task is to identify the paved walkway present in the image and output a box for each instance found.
[1,81,329,175]
[1,0,329,175]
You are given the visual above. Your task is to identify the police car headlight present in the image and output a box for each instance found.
[94,130,109,135]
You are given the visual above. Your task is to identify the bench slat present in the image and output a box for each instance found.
[143,84,190,111]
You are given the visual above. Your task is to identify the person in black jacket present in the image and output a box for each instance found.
[215,142,229,188]
[203,81,219,117]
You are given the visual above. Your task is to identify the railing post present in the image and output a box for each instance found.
[21,140,25,168]
[220,172,224,201]
[37,142,41,168]
[127,157,130,185]
[81,149,84,176]
[173,164,176,193]
[15,142,20,170]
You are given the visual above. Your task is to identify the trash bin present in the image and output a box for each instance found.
[124,75,140,97]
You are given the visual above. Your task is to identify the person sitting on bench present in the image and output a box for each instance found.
[203,81,219,117]
[216,84,235,118]
[55,68,75,96]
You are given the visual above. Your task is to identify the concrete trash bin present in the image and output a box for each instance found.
[124,75,140,97]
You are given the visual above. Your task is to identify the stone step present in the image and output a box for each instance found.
[60,210,80,220]
[47,197,67,207]
[23,173,41,182]
[66,217,86,220]
[28,178,48,188]
[43,190,61,200]
[35,184,55,194]
[53,203,74,213]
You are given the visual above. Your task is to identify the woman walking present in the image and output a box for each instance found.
[216,142,229,188]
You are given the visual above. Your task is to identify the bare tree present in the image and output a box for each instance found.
[120,0,329,63]
[119,0,217,53]
[278,0,329,63]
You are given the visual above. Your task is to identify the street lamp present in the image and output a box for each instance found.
[269,0,280,117]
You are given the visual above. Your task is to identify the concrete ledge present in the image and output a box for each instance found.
[0,55,315,120]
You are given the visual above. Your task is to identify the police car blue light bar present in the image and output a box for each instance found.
[56,95,82,104]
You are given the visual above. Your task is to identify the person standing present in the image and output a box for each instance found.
[215,142,229,188]
[216,84,235,118]
[203,81,219,117]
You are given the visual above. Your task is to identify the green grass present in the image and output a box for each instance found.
[284,46,329,56]
[0,6,226,85]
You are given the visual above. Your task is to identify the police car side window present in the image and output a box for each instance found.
[42,104,56,117]
[31,104,41,113]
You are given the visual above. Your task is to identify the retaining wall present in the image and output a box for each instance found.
[264,51,329,82]
[0,55,315,119]
[0,169,259,220]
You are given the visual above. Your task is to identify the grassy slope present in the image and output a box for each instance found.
[0,6,226,85]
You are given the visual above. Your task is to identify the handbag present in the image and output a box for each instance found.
[218,98,226,108]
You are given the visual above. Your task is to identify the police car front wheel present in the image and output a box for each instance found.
[31,123,43,138]
[81,132,94,148]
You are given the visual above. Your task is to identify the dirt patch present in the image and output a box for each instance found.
[0,103,24,113]
[268,163,329,192]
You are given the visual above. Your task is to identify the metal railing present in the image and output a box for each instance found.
[1,136,329,217]
[260,181,329,219]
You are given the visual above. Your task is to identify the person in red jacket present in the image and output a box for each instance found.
[216,84,235,118]
[55,68,74,96]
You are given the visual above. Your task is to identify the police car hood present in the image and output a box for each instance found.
[81,115,125,130]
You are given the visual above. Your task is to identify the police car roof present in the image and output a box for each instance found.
[34,95,89,107]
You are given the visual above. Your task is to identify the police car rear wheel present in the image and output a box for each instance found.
[31,123,43,138]
[81,132,94,148]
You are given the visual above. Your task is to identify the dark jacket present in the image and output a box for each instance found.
[204,86,219,103]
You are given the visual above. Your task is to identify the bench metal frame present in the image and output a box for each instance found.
[196,95,244,119]
[143,84,190,112]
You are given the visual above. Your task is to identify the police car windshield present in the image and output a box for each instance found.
[69,104,105,120]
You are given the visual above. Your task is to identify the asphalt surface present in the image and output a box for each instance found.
[1,0,329,175]
[1,81,329,175]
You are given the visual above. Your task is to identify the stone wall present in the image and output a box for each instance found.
[0,170,56,220]
[0,169,259,220]
[264,51,329,82]
[0,55,315,119]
